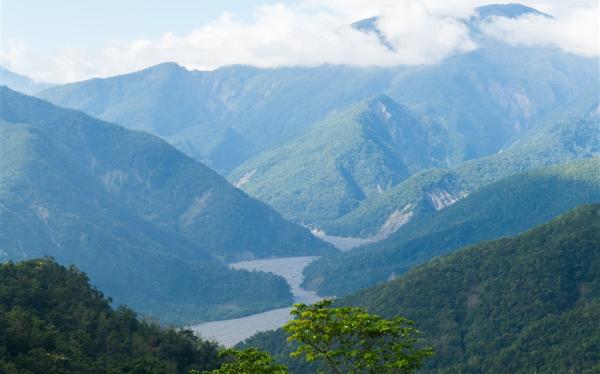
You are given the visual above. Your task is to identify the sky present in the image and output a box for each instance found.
[1,0,598,83]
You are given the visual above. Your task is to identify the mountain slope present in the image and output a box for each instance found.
[0,87,334,324]
[0,258,222,373]
[0,112,292,326]
[245,205,600,373]
[303,157,600,296]
[324,98,600,237]
[229,95,434,223]
[37,63,390,172]
[341,204,600,372]
[37,25,598,174]
[0,86,334,261]
[0,67,53,95]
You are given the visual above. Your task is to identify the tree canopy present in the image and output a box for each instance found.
[283,300,432,373]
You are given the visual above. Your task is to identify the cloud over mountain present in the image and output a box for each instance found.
[1,0,597,83]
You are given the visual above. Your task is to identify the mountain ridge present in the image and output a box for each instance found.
[0,86,334,324]
[37,39,598,175]
[303,157,600,296]
[243,204,600,373]
[229,95,436,223]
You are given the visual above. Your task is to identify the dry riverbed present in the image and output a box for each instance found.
[190,256,320,347]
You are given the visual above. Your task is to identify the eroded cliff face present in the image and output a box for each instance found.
[427,186,468,210]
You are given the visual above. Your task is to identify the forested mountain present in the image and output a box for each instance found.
[4,2,599,372]
[303,158,600,296]
[0,87,334,324]
[37,63,389,173]
[0,67,53,95]
[244,205,600,373]
[37,5,597,177]
[342,204,600,372]
[324,99,600,237]
[0,258,222,373]
[230,95,436,223]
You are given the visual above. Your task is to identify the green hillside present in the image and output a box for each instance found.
[0,86,333,261]
[37,42,597,174]
[37,63,390,172]
[230,95,435,223]
[303,158,600,296]
[0,87,335,324]
[0,118,292,326]
[341,204,600,372]
[244,205,600,373]
[325,100,600,237]
[0,258,222,373]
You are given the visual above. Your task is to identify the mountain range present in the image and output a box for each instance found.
[35,5,598,181]
[31,8,598,241]
[0,2,599,372]
[0,67,53,96]
[244,204,600,373]
[0,86,334,324]
[229,95,435,223]
[303,157,600,296]
[322,96,599,238]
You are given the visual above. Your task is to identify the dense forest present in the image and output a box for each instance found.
[0,86,335,325]
[325,102,600,237]
[303,158,600,296]
[0,258,222,373]
[0,2,598,372]
[244,205,600,373]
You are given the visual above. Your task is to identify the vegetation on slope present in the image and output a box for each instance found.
[303,158,600,296]
[0,258,222,373]
[0,87,336,324]
[244,205,600,373]
[341,204,600,372]
[325,100,600,237]
[38,39,597,175]
[230,95,435,223]
[231,300,431,373]
[0,86,334,262]
[0,258,433,373]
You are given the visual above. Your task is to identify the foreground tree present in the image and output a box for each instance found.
[283,300,432,373]
[200,348,288,374]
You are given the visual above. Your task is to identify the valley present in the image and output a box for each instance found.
[1,1,599,372]
[192,256,321,347]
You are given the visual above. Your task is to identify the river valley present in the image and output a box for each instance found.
[190,256,321,347]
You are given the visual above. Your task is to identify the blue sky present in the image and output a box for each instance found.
[1,0,597,83]
[1,0,290,54]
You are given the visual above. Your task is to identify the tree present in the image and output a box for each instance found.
[283,300,432,373]
[200,348,288,374]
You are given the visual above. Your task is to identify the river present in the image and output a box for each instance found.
[190,256,321,347]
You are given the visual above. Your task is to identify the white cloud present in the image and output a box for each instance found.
[480,5,599,57]
[1,0,598,83]
[375,1,476,64]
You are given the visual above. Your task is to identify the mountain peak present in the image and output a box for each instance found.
[140,61,188,75]
[365,93,394,107]
[474,3,552,20]
[363,94,413,120]
[0,68,53,95]
[351,16,394,51]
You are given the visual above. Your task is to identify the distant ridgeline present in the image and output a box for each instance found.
[303,157,600,296]
[0,258,222,373]
[323,98,600,238]
[35,15,599,232]
[0,86,335,325]
[243,205,600,373]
